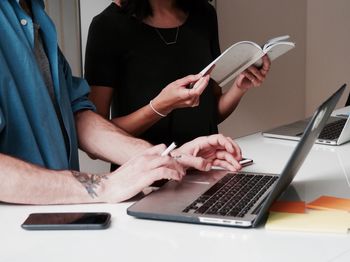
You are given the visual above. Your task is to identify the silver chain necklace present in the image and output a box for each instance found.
[154,27,179,45]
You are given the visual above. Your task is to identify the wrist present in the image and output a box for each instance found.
[228,84,248,100]
[151,97,173,116]
[71,171,108,202]
[232,82,248,94]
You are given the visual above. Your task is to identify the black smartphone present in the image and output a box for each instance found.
[21,212,111,230]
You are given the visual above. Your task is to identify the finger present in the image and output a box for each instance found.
[206,134,232,153]
[179,77,206,100]
[261,55,271,71]
[242,71,255,83]
[192,97,200,107]
[146,168,182,185]
[146,155,185,176]
[192,75,209,93]
[247,66,264,82]
[226,136,242,160]
[168,157,186,176]
[175,74,201,86]
[205,134,242,161]
[142,144,167,156]
[215,150,242,170]
[243,70,261,86]
[175,154,211,171]
[212,159,240,172]
[192,76,204,89]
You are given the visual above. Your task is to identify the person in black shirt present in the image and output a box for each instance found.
[85,0,270,149]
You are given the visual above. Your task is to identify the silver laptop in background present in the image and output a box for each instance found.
[127,85,346,228]
[263,86,349,146]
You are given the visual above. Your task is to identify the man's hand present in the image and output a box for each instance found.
[172,134,243,172]
[99,145,185,203]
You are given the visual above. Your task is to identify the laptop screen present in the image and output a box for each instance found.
[253,84,346,226]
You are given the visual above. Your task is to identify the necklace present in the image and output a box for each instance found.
[154,27,179,45]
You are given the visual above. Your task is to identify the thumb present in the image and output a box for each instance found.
[176,74,201,86]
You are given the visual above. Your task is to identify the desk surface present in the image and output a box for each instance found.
[1,130,350,262]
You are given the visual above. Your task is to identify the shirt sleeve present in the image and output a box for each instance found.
[207,4,221,58]
[84,15,119,87]
[0,107,5,133]
[58,49,96,113]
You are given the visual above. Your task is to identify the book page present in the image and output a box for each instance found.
[262,42,295,62]
[263,35,291,49]
[205,41,263,86]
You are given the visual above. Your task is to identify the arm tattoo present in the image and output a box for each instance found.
[71,171,108,198]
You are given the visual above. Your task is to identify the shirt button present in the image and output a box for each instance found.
[20,19,28,26]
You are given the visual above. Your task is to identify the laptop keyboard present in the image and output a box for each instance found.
[297,118,346,140]
[183,173,278,217]
[318,118,347,140]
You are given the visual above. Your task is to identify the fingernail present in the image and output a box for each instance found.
[205,163,211,171]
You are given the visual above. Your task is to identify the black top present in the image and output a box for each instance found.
[85,2,221,146]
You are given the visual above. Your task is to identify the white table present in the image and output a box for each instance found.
[1,131,350,262]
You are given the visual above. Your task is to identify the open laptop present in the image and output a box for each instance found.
[262,84,349,145]
[127,85,346,228]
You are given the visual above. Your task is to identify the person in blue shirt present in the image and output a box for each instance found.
[0,0,243,204]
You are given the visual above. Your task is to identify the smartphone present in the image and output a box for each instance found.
[211,157,253,171]
[21,212,111,230]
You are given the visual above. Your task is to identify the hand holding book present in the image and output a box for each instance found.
[198,35,295,87]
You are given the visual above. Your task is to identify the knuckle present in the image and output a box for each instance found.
[159,143,167,151]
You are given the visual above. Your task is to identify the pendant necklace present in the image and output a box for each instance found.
[154,27,179,45]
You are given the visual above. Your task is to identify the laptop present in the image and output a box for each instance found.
[346,90,350,106]
[127,85,346,228]
[262,84,349,145]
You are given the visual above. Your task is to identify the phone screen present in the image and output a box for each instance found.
[21,212,111,230]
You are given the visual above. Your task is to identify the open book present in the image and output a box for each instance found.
[200,35,295,86]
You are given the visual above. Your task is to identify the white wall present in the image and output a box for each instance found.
[217,0,307,138]
[45,0,81,76]
[80,0,112,66]
[217,0,350,138]
[306,0,350,116]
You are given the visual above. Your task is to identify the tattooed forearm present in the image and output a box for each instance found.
[71,171,108,198]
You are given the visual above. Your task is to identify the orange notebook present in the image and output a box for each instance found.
[307,196,350,212]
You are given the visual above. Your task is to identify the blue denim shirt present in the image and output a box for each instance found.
[0,0,95,170]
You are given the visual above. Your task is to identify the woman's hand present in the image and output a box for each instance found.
[234,55,271,91]
[151,74,210,115]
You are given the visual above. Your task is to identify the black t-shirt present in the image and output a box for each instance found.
[85,2,221,146]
